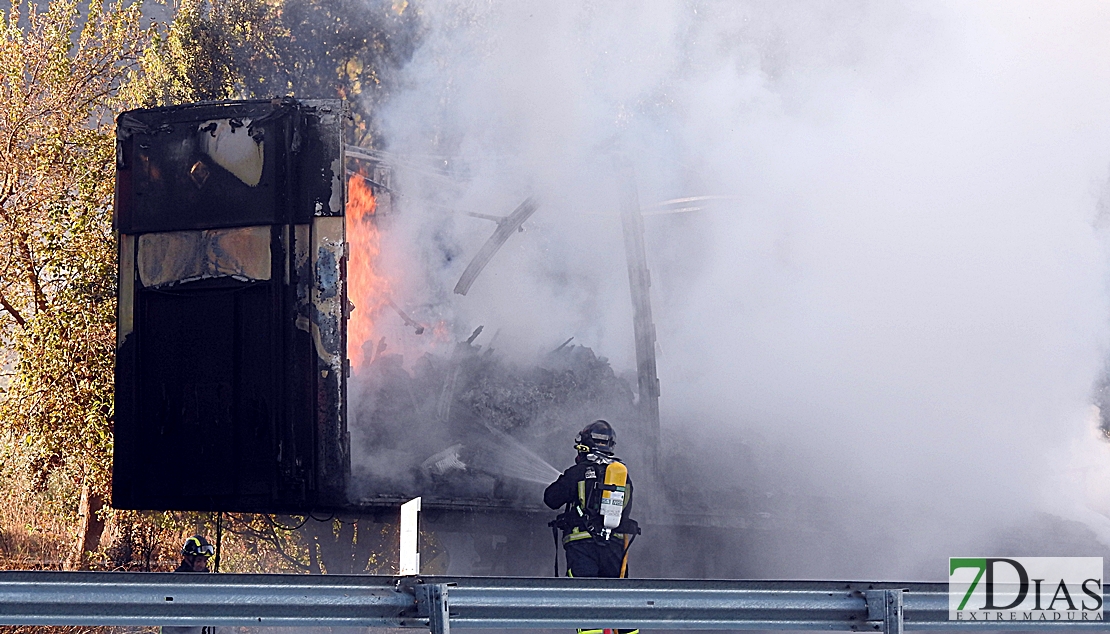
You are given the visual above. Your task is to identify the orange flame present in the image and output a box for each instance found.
[346,170,389,370]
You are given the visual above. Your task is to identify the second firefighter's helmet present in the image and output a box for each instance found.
[575,419,616,454]
[182,535,215,558]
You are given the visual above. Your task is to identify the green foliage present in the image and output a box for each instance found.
[0,0,421,570]
[133,0,422,144]
[0,0,147,500]
[129,0,280,103]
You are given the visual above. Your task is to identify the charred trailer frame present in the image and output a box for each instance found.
[113,99,350,513]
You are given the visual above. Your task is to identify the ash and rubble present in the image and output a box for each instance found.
[345,328,830,529]
[347,334,640,506]
[344,329,845,578]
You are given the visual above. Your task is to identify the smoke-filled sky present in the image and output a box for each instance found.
[369,1,1110,578]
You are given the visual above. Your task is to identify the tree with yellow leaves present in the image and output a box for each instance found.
[134,0,420,143]
[0,0,421,571]
[0,0,148,568]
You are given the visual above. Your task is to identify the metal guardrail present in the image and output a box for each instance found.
[0,572,1104,632]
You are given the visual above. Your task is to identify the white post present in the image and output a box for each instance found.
[399,497,421,575]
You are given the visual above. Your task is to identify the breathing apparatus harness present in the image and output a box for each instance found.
[549,449,640,577]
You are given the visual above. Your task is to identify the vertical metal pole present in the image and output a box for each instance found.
[214,511,222,573]
[617,163,660,474]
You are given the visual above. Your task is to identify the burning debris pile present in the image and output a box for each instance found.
[342,157,643,508]
[348,336,639,505]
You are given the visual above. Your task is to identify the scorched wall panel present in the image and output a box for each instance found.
[113,99,349,513]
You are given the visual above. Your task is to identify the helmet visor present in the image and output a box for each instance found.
[590,432,612,447]
[186,542,216,557]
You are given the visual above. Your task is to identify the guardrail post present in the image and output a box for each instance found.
[415,583,451,634]
[866,589,903,634]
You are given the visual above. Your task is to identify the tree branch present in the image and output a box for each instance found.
[0,288,26,327]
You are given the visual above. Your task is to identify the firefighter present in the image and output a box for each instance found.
[163,536,217,634]
[545,420,639,634]
[176,534,215,572]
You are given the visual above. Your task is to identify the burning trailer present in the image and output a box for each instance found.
[111,98,654,519]
[112,98,829,577]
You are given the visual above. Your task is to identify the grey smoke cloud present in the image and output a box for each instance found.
[367,0,1110,577]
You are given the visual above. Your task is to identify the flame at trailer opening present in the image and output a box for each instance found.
[346,170,389,370]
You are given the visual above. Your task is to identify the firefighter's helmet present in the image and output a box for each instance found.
[575,419,616,454]
[182,535,215,558]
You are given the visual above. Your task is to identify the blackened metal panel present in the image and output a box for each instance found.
[294,101,347,221]
[125,279,279,510]
[115,101,291,234]
[112,233,140,507]
[113,99,348,513]
[283,223,316,504]
[309,216,349,506]
[117,235,135,345]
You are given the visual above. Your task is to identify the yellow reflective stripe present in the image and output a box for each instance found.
[578,480,586,508]
[563,531,627,544]
[576,629,604,634]
[563,530,592,544]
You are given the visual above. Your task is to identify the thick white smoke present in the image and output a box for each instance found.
[370,0,1110,578]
